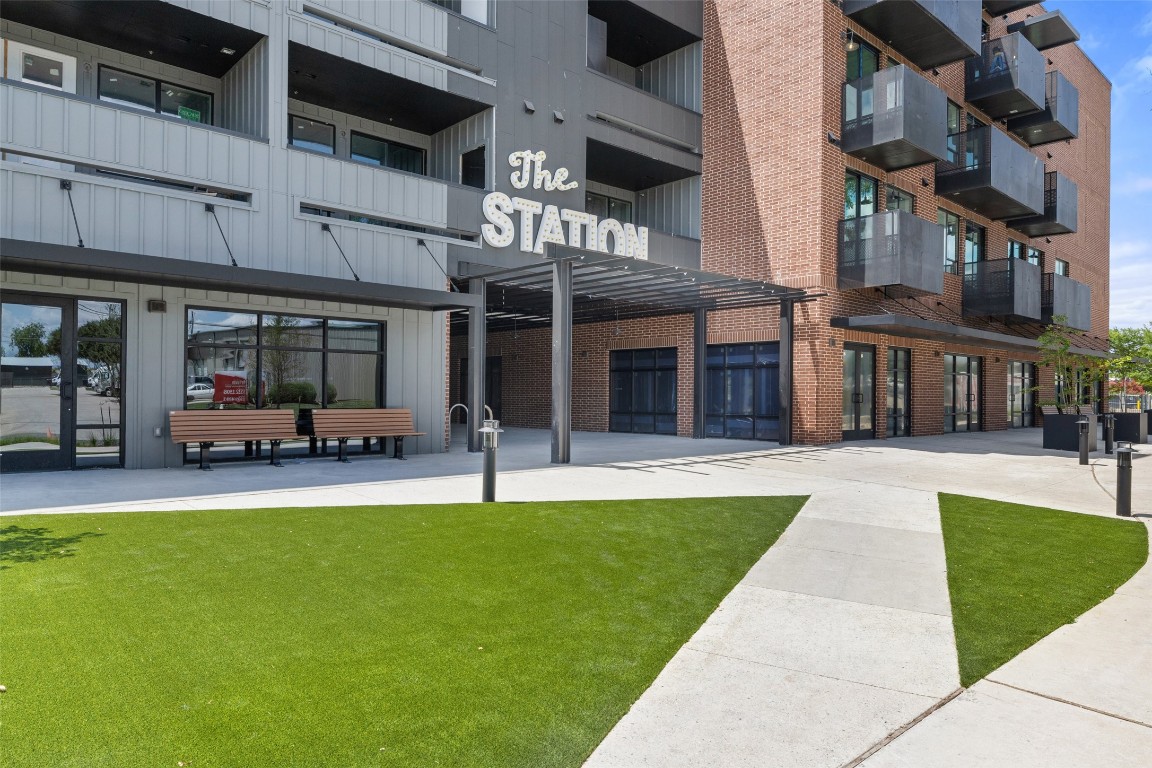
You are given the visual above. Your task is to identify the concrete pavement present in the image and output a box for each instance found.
[2,427,1149,766]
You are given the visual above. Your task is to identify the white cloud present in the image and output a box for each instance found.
[1110,238,1152,327]
[1115,176,1152,196]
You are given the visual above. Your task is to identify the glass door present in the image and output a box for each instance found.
[1,296,74,471]
[842,344,876,441]
[944,354,982,432]
[1007,361,1035,428]
[887,347,911,437]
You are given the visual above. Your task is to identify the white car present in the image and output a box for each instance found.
[186,383,215,401]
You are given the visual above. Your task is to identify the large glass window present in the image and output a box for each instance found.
[706,343,780,441]
[1007,361,1036,428]
[946,101,962,163]
[184,309,386,462]
[289,116,335,154]
[887,348,911,438]
[846,40,880,81]
[609,349,677,435]
[944,354,982,433]
[98,66,212,123]
[938,209,960,273]
[845,171,877,219]
[886,186,914,214]
[586,192,633,224]
[963,223,985,277]
[351,132,426,175]
[75,301,125,468]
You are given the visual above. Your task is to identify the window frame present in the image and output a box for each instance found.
[938,208,960,272]
[886,185,915,214]
[349,130,427,175]
[97,64,213,124]
[585,191,634,224]
[288,115,337,155]
[963,222,985,277]
[1055,258,1070,277]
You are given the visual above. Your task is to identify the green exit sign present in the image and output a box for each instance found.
[177,105,201,122]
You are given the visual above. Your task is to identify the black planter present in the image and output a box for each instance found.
[1113,411,1148,444]
[1043,412,1098,452]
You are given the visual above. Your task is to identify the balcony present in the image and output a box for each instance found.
[842,65,948,170]
[1007,71,1080,146]
[586,70,702,154]
[983,1,1034,14]
[1042,273,1091,331]
[1007,11,1081,51]
[965,33,1045,120]
[842,0,981,69]
[935,125,1043,220]
[1007,172,1078,236]
[838,211,945,295]
[963,258,1042,322]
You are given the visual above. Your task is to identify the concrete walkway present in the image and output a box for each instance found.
[2,427,1149,766]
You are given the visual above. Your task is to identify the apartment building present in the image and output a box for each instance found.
[0,0,1109,473]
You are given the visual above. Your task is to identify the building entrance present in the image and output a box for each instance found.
[842,343,876,441]
[945,354,982,432]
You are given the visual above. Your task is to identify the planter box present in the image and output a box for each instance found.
[1042,412,1097,452]
[1114,412,1148,444]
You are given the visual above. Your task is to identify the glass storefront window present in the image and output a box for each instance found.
[262,315,323,349]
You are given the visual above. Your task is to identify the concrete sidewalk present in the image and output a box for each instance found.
[2,427,1149,766]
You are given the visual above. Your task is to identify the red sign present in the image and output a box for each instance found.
[213,371,248,405]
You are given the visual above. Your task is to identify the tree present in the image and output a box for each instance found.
[1109,325,1152,412]
[9,322,47,357]
[1036,315,1108,414]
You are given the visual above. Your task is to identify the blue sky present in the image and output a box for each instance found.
[1047,0,1152,328]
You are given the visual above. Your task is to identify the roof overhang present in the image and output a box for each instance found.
[1,239,479,312]
[831,314,1105,357]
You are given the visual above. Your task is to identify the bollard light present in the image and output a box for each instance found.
[1078,416,1090,466]
[1116,442,1133,518]
[479,419,503,502]
[1104,413,1115,455]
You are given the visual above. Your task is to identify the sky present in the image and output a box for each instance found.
[1047,0,1152,328]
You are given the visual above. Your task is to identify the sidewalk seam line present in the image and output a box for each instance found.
[769,540,946,568]
[837,686,966,768]
[680,647,949,700]
[737,582,955,619]
[986,679,1152,729]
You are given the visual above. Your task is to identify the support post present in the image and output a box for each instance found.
[1116,444,1132,517]
[1078,416,1090,465]
[778,299,794,446]
[468,278,486,453]
[693,307,707,439]
[551,260,573,464]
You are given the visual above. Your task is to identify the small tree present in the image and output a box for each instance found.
[1109,326,1152,412]
[1036,315,1108,414]
[9,321,47,357]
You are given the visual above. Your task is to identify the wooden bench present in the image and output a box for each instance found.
[170,410,300,470]
[311,408,425,462]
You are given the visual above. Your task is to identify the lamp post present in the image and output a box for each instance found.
[479,419,503,503]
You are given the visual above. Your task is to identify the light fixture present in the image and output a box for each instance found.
[843,29,859,53]
[220,47,236,55]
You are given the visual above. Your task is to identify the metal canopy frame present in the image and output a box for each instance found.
[458,246,813,464]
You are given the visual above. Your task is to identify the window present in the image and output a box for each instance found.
[1008,240,1026,260]
[350,132,426,174]
[461,146,486,189]
[938,209,959,272]
[946,101,962,163]
[845,171,877,219]
[1055,258,1070,277]
[706,343,780,440]
[289,116,335,154]
[609,349,677,435]
[963,223,985,276]
[964,113,986,170]
[98,66,212,123]
[586,192,632,224]
[1026,247,1043,266]
[846,40,880,81]
[886,186,914,214]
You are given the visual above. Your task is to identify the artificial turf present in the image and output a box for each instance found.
[939,493,1148,688]
[0,496,804,768]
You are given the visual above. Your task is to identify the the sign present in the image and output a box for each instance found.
[481,150,648,260]
[213,371,247,405]
[178,105,202,123]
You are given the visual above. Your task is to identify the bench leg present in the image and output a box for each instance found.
[269,440,284,468]
[337,438,351,463]
[394,436,406,460]
[363,437,371,452]
[198,442,213,471]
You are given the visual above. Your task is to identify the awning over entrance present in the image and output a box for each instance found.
[457,246,814,464]
[1,238,479,312]
[831,313,1106,357]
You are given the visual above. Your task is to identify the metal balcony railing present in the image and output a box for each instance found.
[842,65,947,170]
[963,258,1042,321]
[843,0,981,69]
[1007,171,1078,237]
[936,125,1043,219]
[838,211,945,295]
[1042,272,1091,330]
[1007,70,1080,146]
[965,33,1045,119]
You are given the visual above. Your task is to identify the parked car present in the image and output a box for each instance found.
[186,383,215,402]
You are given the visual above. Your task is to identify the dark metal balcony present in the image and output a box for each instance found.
[1007,172,1078,236]
[1007,71,1080,146]
[983,1,1034,14]
[963,258,1042,321]
[1007,11,1080,51]
[843,0,981,69]
[838,211,945,295]
[965,33,1045,120]
[935,125,1043,219]
[1042,273,1091,330]
[842,65,948,170]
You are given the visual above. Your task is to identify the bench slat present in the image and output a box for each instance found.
[312,408,423,439]
[170,410,299,444]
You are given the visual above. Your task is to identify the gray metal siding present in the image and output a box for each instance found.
[636,176,701,239]
[305,0,450,55]
[637,41,703,113]
[161,0,272,35]
[222,39,270,138]
[430,109,492,184]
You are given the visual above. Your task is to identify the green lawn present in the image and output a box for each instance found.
[940,493,1148,687]
[0,496,804,768]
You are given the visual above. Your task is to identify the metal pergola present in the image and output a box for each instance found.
[455,246,815,463]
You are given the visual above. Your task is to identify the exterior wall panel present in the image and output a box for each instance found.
[638,42,703,113]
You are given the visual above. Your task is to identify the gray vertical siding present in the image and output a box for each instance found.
[221,39,270,139]
[429,109,492,185]
[305,0,450,56]
[637,176,701,239]
[638,41,703,113]
[161,0,272,35]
